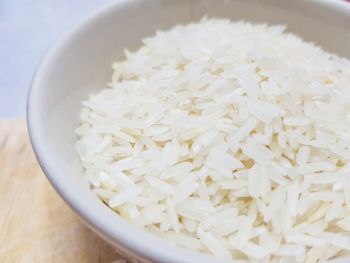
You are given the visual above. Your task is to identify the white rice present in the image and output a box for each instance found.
[76,18,350,262]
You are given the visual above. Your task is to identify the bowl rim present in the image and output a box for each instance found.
[27,0,350,262]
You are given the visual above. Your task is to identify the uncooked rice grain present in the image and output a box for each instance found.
[77,18,350,262]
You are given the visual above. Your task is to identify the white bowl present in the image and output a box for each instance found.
[28,0,350,262]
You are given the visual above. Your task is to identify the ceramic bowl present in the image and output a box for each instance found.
[28,0,350,262]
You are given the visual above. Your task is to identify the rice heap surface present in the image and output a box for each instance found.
[76,19,350,262]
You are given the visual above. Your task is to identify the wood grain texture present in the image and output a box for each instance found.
[0,119,124,263]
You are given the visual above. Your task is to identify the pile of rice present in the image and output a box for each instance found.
[76,19,350,262]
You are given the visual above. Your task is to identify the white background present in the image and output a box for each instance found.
[0,0,115,117]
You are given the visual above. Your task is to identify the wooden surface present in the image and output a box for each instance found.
[0,119,124,263]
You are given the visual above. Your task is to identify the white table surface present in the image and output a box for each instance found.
[0,0,115,118]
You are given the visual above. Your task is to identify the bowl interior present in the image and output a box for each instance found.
[28,0,350,262]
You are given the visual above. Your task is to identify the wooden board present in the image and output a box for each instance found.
[0,119,125,263]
